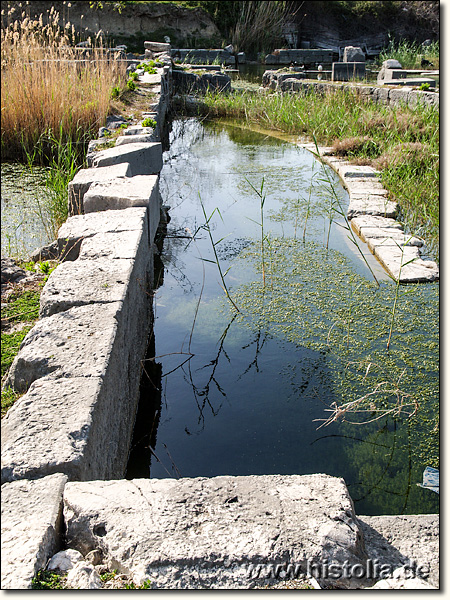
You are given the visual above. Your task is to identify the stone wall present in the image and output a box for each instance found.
[262,72,439,109]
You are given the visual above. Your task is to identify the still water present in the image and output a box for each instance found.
[1,163,51,258]
[125,118,438,516]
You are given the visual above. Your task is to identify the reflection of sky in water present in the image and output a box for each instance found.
[125,118,439,516]
[1,163,51,258]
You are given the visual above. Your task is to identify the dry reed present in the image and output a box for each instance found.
[1,6,126,162]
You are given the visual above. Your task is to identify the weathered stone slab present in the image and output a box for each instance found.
[350,216,403,235]
[68,163,131,216]
[343,46,365,63]
[374,245,439,282]
[40,258,133,318]
[83,174,159,213]
[63,474,366,589]
[57,207,148,261]
[4,302,121,393]
[115,133,157,145]
[140,72,162,85]
[145,41,171,53]
[1,473,67,589]
[366,234,423,252]
[345,178,386,191]
[358,515,439,588]
[1,474,67,590]
[347,197,399,219]
[123,126,154,136]
[90,142,163,176]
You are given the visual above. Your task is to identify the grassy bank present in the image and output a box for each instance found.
[1,263,48,417]
[197,88,439,257]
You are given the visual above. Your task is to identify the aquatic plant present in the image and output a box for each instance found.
[195,196,240,313]
[200,88,439,257]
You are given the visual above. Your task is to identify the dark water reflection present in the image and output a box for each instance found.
[126,119,439,516]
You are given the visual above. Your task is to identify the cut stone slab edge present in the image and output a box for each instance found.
[298,143,439,283]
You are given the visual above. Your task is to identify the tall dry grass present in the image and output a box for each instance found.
[1,6,127,162]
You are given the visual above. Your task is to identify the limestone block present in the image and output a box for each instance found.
[145,41,171,53]
[374,87,390,104]
[347,196,399,219]
[140,72,162,85]
[82,176,161,243]
[83,174,159,212]
[345,178,386,192]
[63,474,366,589]
[389,88,410,107]
[366,234,423,252]
[358,515,439,588]
[58,207,148,261]
[1,473,67,589]
[1,366,140,483]
[40,259,133,318]
[350,215,403,235]
[343,46,365,63]
[48,549,84,571]
[5,302,122,393]
[91,142,163,176]
[66,562,102,589]
[374,245,439,282]
[123,126,154,136]
[68,163,131,216]
[115,133,156,145]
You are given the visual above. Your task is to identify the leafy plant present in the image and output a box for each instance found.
[419,82,431,91]
[142,117,157,128]
[111,85,121,99]
[31,570,67,589]
[127,79,137,91]
[124,579,152,589]
[129,71,139,81]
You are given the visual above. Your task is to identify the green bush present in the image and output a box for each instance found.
[142,117,157,128]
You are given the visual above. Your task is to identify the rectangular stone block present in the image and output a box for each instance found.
[1,474,67,589]
[350,215,403,235]
[83,176,161,243]
[63,474,366,589]
[374,245,439,282]
[145,41,171,53]
[347,197,399,219]
[40,258,133,317]
[115,134,156,145]
[68,163,131,216]
[332,62,366,81]
[4,302,122,393]
[57,207,148,261]
[91,142,163,176]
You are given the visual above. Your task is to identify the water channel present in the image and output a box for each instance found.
[126,118,439,516]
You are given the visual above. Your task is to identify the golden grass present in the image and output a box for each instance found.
[1,6,127,162]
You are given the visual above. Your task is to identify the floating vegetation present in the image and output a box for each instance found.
[231,237,439,469]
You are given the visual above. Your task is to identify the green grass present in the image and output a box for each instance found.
[197,87,439,257]
[377,38,439,70]
[1,288,41,415]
